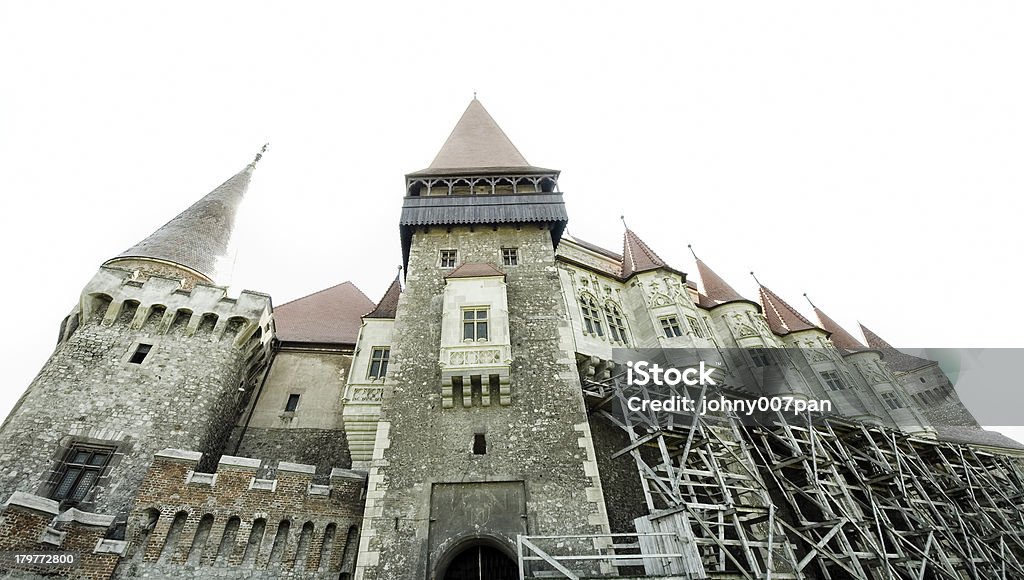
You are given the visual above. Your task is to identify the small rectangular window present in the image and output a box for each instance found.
[368,347,390,379]
[473,433,486,455]
[285,394,300,412]
[660,316,682,338]
[51,445,113,504]
[750,348,772,368]
[686,316,705,339]
[819,369,843,391]
[129,343,152,364]
[501,248,519,266]
[880,391,902,410]
[439,249,458,268]
[463,308,489,341]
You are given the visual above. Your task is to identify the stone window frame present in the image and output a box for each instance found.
[368,347,390,380]
[439,249,458,269]
[880,390,903,410]
[462,307,489,342]
[39,436,126,509]
[121,338,160,366]
[659,316,682,338]
[604,302,628,345]
[500,247,519,267]
[580,293,604,337]
[819,369,844,391]
[685,315,706,339]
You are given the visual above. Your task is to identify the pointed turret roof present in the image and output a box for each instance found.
[758,284,822,335]
[275,282,375,345]
[808,300,866,352]
[860,323,933,372]
[409,99,555,176]
[694,258,748,306]
[107,163,254,283]
[621,229,668,278]
[366,276,402,319]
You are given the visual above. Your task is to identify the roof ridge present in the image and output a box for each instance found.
[277,280,365,309]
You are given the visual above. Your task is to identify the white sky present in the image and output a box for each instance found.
[1,2,1022,440]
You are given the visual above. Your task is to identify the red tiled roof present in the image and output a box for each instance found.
[366,277,401,319]
[812,304,866,353]
[274,281,375,345]
[445,262,505,279]
[694,259,748,305]
[621,229,667,278]
[758,285,821,336]
[860,323,934,372]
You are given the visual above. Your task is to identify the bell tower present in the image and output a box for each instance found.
[356,100,611,579]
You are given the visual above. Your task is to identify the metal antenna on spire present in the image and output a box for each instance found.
[251,143,269,166]
[620,215,628,229]
[687,244,698,260]
[803,292,817,309]
[750,271,762,285]
[473,91,477,100]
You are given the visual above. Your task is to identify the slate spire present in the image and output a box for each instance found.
[107,157,259,285]
[621,228,668,278]
[757,283,821,335]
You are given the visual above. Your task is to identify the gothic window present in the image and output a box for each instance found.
[686,316,705,339]
[580,294,603,336]
[463,308,489,341]
[819,369,844,391]
[368,347,390,379]
[439,249,458,268]
[749,348,772,367]
[605,303,628,344]
[51,445,113,504]
[659,316,682,338]
[501,247,519,266]
[880,391,903,410]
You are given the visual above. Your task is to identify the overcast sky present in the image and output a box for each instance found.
[1,2,1021,439]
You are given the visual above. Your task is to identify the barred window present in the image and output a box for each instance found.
[580,295,603,336]
[605,304,628,344]
[819,369,844,391]
[51,445,113,504]
[368,347,390,379]
[660,316,682,338]
[463,308,489,341]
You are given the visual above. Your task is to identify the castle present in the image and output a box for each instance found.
[1,99,1023,579]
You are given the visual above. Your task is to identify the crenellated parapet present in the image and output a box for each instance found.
[119,449,365,578]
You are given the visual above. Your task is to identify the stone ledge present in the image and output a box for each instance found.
[94,538,129,555]
[5,491,60,516]
[330,468,368,481]
[154,448,203,462]
[278,461,316,474]
[217,455,262,469]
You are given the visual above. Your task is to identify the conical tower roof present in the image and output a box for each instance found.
[860,323,933,372]
[694,258,748,305]
[366,276,402,319]
[409,99,555,176]
[808,299,866,352]
[621,228,668,278]
[758,284,822,335]
[107,161,255,284]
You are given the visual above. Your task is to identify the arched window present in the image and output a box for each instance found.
[580,294,603,337]
[605,303,628,345]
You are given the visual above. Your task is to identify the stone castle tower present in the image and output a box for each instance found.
[1,100,1023,580]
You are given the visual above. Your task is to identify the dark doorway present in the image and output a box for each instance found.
[442,544,517,580]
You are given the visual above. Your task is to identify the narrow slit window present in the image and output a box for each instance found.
[285,394,300,412]
[473,433,486,455]
[129,343,152,364]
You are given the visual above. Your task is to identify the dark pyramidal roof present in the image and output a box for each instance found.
[758,284,822,336]
[621,229,668,279]
[810,301,867,353]
[108,164,253,282]
[860,323,934,372]
[409,99,556,176]
[693,257,750,306]
[366,277,402,319]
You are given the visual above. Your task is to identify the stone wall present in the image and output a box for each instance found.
[357,226,611,580]
[0,267,272,517]
[114,449,365,579]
